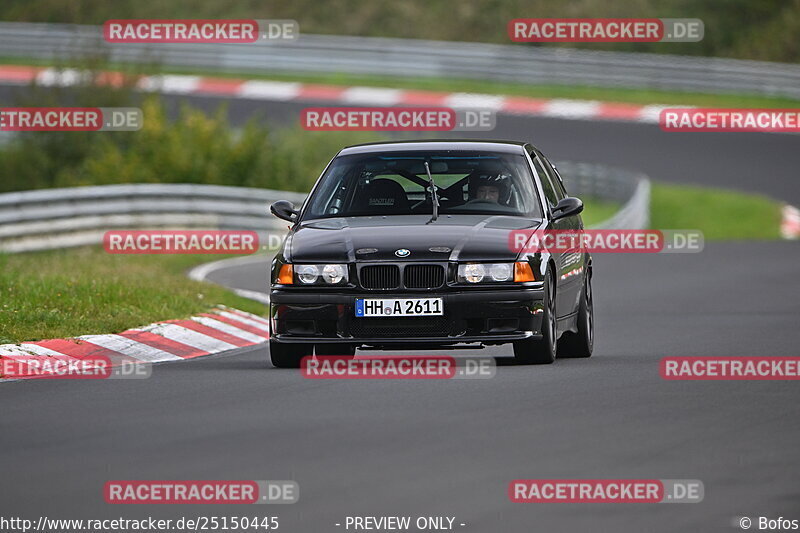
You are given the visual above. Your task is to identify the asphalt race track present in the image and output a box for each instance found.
[2,88,799,532]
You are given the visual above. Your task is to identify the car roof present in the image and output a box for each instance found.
[338,140,530,156]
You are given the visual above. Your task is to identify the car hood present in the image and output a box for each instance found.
[285,214,544,263]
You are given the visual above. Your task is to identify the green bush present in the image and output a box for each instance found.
[71,99,378,191]
[0,96,379,194]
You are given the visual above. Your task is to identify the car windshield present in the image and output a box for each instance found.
[302,150,543,220]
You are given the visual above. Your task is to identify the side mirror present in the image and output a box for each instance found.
[551,196,583,221]
[270,200,299,223]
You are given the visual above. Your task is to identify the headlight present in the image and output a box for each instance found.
[489,263,513,282]
[461,263,486,283]
[322,264,346,284]
[457,263,518,284]
[286,264,348,285]
[295,264,320,284]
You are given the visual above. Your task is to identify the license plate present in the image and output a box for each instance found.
[355,298,444,317]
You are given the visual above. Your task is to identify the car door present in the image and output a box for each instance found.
[529,148,585,319]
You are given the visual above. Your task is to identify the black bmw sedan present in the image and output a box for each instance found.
[268,140,593,367]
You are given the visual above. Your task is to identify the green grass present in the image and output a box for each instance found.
[0,247,267,344]
[574,183,782,237]
[582,198,622,227]
[4,55,799,109]
[649,182,783,240]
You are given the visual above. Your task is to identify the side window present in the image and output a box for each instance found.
[553,172,567,199]
[530,155,558,209]
[540,153,568,199]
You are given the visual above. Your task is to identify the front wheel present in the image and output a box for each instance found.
[558,272,594,358]
[269,340,313,368]
[513,271,557,365]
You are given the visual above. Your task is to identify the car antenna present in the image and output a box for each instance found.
[424,160,439,224]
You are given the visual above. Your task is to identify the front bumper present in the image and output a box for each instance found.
[270,286,545,346]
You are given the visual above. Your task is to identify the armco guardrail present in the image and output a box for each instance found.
[0,22,797,99]
[0,184,305,253]
[0,162,649,253]
[557,162,651,230]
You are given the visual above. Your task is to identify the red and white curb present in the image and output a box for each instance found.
[0,64,674,124]
[781,205,800,239]
[0,305,269,381]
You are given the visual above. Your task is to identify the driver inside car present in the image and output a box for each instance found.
[476,184,500,203]
[468,174,511,205]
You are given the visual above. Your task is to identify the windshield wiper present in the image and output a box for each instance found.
[424,161,439,224]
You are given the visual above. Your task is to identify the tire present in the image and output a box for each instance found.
[513,270,557,365]
[315,344,356,357]
[557,271,594,359]
[269,340,313,368]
